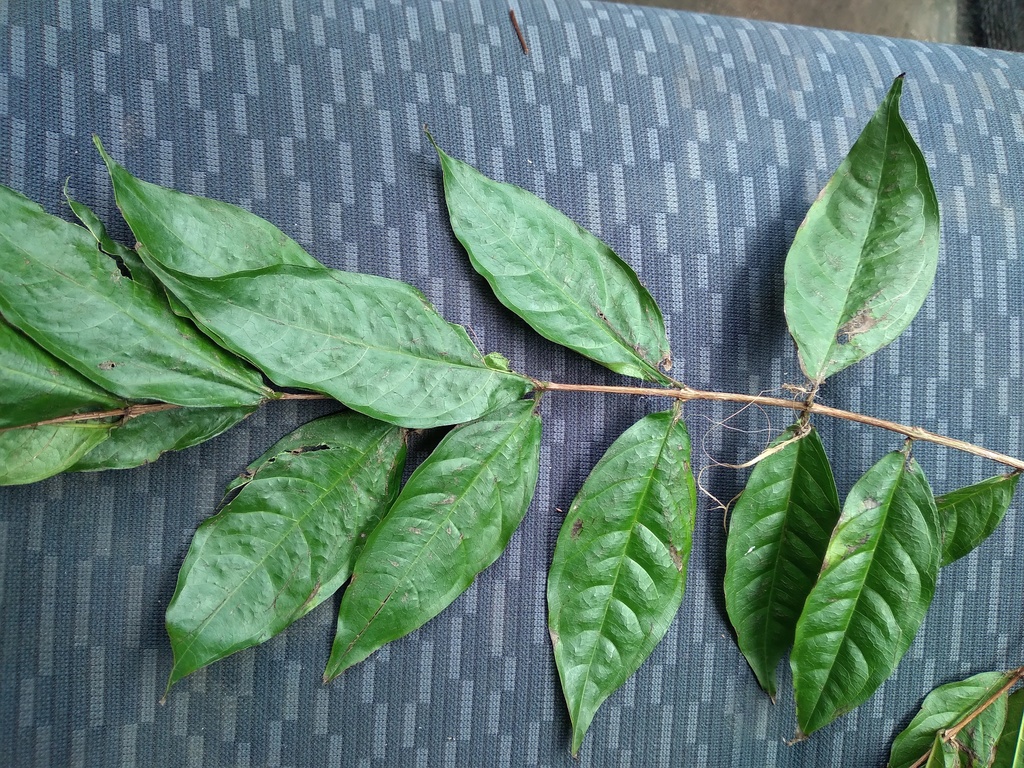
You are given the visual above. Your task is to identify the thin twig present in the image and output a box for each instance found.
[907,667,1024,768]
[509,9,529,54]
[537,381,1024,471]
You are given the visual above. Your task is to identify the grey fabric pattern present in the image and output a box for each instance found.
[1,1,1023,766]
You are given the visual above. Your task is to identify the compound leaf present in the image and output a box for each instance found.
[783,75,939,384]
[724,425,841,699]
[0,318,123,429]
[164,413,407,693]
[435,142,673,383]
[0,422,112,486]
[324,399,541,680]
[994,689,1024,768]
[889,670,1015,768]
[98,144,532,429]
[547,408,695,756]
[0,184,270,407]
[792,449,941,737]
[936,475,1019,567]
[70,405,255,472]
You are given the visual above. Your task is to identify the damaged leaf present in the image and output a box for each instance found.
[164,413,407,693]
[324,399,541,679]
[547,407,696,756]
[783,75,939,384]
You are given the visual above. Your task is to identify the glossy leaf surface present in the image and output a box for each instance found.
[324,399,541,679]
[889,670,1014,768]
[97,147,532,428]
[783,76,939,384]
[0,423,111,486]
[724,425,841,698]
[792,450,940,736]
[547,408,695,756]
[0,318,123,429]
[0,184,270,407]
[164,413,407,691]
[436,143,673,383]
[70,405,255,472]
[936,475,1019,566]
[994,689,1024,768]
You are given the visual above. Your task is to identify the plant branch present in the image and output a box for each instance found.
[907,667,1024,768]
[537,382,1024,472]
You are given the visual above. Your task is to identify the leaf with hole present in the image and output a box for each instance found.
[324,398,541,680]
[435,141,673,383]
[888,670,1014,768]
[935,474,1019,567]
[783,75,939,384]
[791,449,941,737]
[0,318,123,429]
[547,408,695,756]
[164,412,407,693]
[724,424,841,699]
[0,184,271,407]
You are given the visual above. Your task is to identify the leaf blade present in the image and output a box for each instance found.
[994,689,1024,768]
[783,75,939,383]
[889,670,1015,768]
[791,449,941,736]
[324,398,542,679]
[164,413,407,691]
[436,143,673,382]
[936,474,1019,567]
[0,184,270,407]
[724,425,841,698]
[547,408,696,755]
[0,422,112,486]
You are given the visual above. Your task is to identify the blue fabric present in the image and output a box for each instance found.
[1,1,1023,766]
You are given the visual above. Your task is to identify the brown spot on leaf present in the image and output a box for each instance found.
[98,361,116,370]
[549,628,559,648]
[863,497,880,510]
[669,545,683,572]
[571,519,583,539]
[287,443,331,455]
[836,308,878,345]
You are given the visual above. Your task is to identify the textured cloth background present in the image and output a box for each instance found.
[1,1,1023,766]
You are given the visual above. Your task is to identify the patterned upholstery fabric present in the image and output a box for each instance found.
[2,1,1023,766]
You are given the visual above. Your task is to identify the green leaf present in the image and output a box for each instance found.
[435,142,673,383]
[164,413,407,692]
[936,475,1019,567]
[791,449,941,737]
[324,398,541,679]
[889,670,1015,768]
[724,425,841,699]
[783,75,939,384]
[69,405,255,472]
[925,733,962,768]
[93,137,321,278]
[0,318,123,429]
[0,184,270,407]
[0,422,112,486]
[96,146,533,429]
[547,408,695,756]
[994,689,1024,768]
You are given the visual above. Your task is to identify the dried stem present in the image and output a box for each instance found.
[537,381,1024,472]
[907,666,1024,768]
[7,382,1024,472]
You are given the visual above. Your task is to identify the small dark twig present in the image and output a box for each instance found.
[509,9,529,55]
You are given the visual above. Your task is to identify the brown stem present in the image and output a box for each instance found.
[907,666,1024,768]
[0,392,332,432]
[537,382,1024,472]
